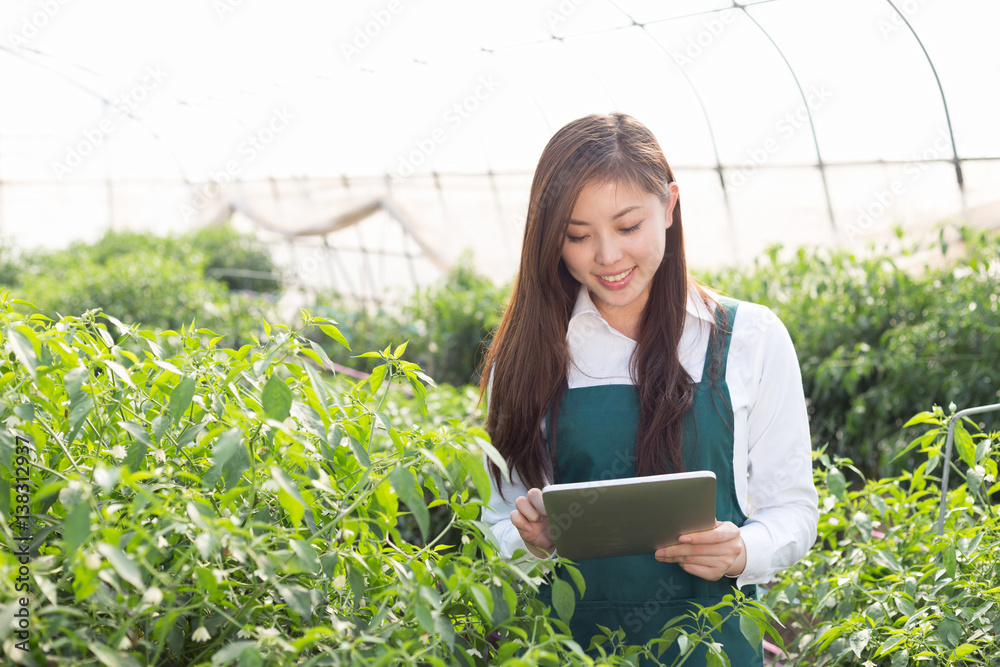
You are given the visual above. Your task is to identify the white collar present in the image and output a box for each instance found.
[568,283,717,333]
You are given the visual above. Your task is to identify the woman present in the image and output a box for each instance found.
[479,112,818,665]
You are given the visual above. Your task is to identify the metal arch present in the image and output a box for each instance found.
[884,0,967,212]
[737,5,838,235]
[603,0,739,264]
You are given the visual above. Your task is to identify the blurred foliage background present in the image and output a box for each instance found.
[2,221,997,478]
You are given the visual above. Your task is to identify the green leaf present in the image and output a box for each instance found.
[468,583,493,618]
[739,613,763,653]
[458,450,491,504]
[551,576,575,623]
[104,360,136,390]
[953,644,979,659]
[96,542,145,591]
[849,628,870,658]
[270,466,306,527]
[875,634,905,657]
[564,564,586,599]
[88,642,141,667]
[306,339,336,372]
[954,421,976,467]
[203,429,249,490]
[119,422,150,473]
[938,616,963,649]
[974,437,991,464]
[369,364,387,395]
[388,466,429,541]
[8,326,38,379]
[434,613,455,650]
[262,374,293,422]
[210,641,257,666]
[943,543,957,578]
[63,501,91,557]
[475,436,509,484]
[276,584,313,624]
[903,411,939,427]
[169,377,196,425]
[319,324,350,350]
[827,467,847,500]
[415,603,435,634]
[890,649,909,667]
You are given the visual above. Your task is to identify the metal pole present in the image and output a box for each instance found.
[937,403,1000,535]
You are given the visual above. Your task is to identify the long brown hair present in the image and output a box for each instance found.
[479,112,724,502]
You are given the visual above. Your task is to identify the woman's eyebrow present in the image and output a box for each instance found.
[568,204,644,225]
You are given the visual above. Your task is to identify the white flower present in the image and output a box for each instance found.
[153,448,167,463]
[118,635,132,650]
[110,445,127,459]
[157,535,169,549]
[85,552,102,570]
[256,627,280,639]
[192,625,211,642]
[237,627,254,639]
[333,575,346,588]
[461,535,471,545]
[141,586,163,606]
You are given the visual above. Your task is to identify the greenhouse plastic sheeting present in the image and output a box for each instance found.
[1,0,997,296]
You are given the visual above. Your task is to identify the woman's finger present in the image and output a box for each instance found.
[514,495,541,522]
[526,488,548,517]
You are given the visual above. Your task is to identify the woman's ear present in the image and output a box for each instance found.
[664,182,680,229]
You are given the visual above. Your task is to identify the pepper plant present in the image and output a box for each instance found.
[0,294,777,666]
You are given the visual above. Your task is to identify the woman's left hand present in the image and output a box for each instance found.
[654,520,746,581]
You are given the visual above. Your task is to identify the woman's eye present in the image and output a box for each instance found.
[566,235,587,243]
[622,223,642,234]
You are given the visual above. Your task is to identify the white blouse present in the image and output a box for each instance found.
[481,285,819,589]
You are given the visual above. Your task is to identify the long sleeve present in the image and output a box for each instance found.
[479,452,530,557]
[732,306,819,588]
[479,367,556,562]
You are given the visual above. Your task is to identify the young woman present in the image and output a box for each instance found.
[479,112,818,665]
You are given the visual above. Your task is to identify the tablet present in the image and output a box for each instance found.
[540,470,716,561]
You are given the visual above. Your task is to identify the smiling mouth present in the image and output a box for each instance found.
[598,268,634,283]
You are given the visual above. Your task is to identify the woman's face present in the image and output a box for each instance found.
[560,178,679,335]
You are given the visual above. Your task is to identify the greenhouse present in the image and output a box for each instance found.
[0,1,998,665]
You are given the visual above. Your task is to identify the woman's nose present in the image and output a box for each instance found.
[594,235,624,265]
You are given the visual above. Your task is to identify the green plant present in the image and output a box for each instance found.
[9,227,278,348]
[766,405,1000,665]
[699,224,1000,476]
[313,252,510,387]
[0,294,775,666]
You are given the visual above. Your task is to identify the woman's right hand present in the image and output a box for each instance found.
[510,487,556,559]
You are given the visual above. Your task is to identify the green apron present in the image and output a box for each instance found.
[536,297,762,666]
